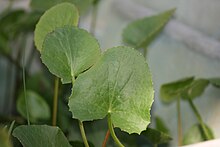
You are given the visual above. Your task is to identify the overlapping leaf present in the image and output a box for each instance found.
[41,26,101,84]
[160,77,194,103]
[69,46,154,134]
[122,9,175,49]
[34,3,79,51]
[155,116,170,134]
[16,90,50,122]
[13,125,71,147]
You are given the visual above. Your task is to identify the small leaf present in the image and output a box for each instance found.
[155,116,170,134]
[141,128,172,145]
[209,78,220,88]
[181,79,209,100]
[160,77,194,103]
[122,9,175,49]
[0,127,12,147]
[69,46,154,134]
[34,2,79,51]
[16,90,50,122]
[69,141,95,147]
[13,125,71,147]
[183,123,214,145]
[41,26,101,84]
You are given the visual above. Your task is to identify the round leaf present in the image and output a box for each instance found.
[12,125,71,147]
[34,3,79,51]
[41,26,101,84]
[181,79,209,100]
[68,46,154,134]
[122,9,175,49]
[183,123,214,145]
[160,77,194,103]
[16,90,50,122]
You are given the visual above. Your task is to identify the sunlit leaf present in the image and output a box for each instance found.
[160,77,194,103]
[122,9,175,49]
[16,90,50,122]
[209,78,220,88]
[183,123,214,145]
[34,2,79,51]
[155,116,169,134]
[69,46,154,134]
[181,79,209,100]
[41,26,101,84]
[13,125,71,147]
[141,128,172,145]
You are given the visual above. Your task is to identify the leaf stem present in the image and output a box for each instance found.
[177,97,182,146]
[52,77,59,126]
[102,129,110,147]
[107,113,124,147]
[22,45,30,125]
[188,98,212,140]
[78,120,89,147]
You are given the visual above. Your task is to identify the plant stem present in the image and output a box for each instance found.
[90,4,98,35]
[78,120,89,147]
[52,77,59,126]
[177,97,182,146]
[143,47,148,59]
[107,113,124,147]
[22,45,30,125]
[8,120,15,137]
[102,129,110,147]
[188,98,212,140]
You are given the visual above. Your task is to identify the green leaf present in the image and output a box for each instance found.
[141,128,172,145]
[34,2,79,51]
[69,141,95,147]
[16,90,50,122]
[122,9,175,49]
[41,26,101,84]
[209,78,220,88]
[181,79,209,100]
[155,116,169,134]
[30,0,92,14]
[68,46,154,134]
[160,77,194,103]
[0,127,12,147]
[183,123,214,145]
[13,125,71,147]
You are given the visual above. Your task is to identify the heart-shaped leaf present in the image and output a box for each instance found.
[68,46,154,134]
[183,123,214,145]
[141,128,172,145]
[122,9,175,49]
[160,77,194,103]
[181,79,209,100]
[13,125,71,147]
[41,26,101,84]
[34,2,79,51]
[16,90,50,122]
[209,78,220,88]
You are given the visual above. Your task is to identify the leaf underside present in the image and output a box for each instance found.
[122,9,175,49]
[34,2,79,51]
[12,125,71,147]
[69,46,154,134]
[41,26,101,84]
